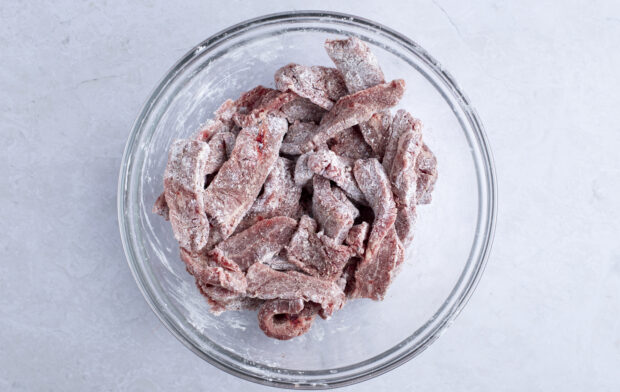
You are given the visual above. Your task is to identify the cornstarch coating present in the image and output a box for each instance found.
[235,157,302,233]
[204,115,288,238]
[301,79,406,152]
[280,121,318,156]
[326,37,390,155]
[329,126,374,160]
[154,36,437,339]
[307,149,367,204]
[389,126,423,245]
[311,175,359,244]
[286,215,352,281]
[163,139,210,253]
[275,64,348,110]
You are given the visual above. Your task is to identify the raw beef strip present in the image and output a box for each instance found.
[281,121,318,156]
[382,110,422,174]
[264,253,300,272]
[325,36,385,93]
[294,152,315,188]
[307,149,366,204]
[195,119,229,142]
[280,96,326,123]
[415,143,438,204]
[194,99,237,142]
[204,115,288,238]
[351,227,404,300]
[224,133,236,157]
[234,86,272,113]
[353,158,397,259]
[180,249,247,294]
[339,257,361,297]
[359,110,391,157]
[214,99,236,126]
[259,297,303,325]
[209,216,298,271]
[203,131,236,175]
[345,222,369,256]
[286,215,352,280]
[152,192,169,221]
[312,176,359,244]
[246,262,345,317]
[326,37,391,156]
[257,299,320,340]
[204,224,223,251]
[302,80,406,153]
[232,85,296,128]
[352,158,404,300]
[197,283,261,315]
[328,126,373,160]
[394,207,416,247]
[390,129,423,244]
[230,124,241,136]
[274,63,348,110]
[163,139,211,252]
[235,157,302,233]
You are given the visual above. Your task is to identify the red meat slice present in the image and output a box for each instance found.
[275,63,348,110]
[345,222,369,256]
[214,99,236,126]
[209,216,298,272]
[281,121,318,156]
[197,283,262,315]
[293,152,315,188]
[326,37,391,157]
[195,120,229,143]
[351,227,404,300]
[204,114,288,238]
[180,248,247,294]
[389,128,423,244]
[328,126,374,160]
[359,110,391,157]
[246,262,346,317]
[382,110,422,174]
[312,176,360,244]
[339,257,361,297]
[204,224,224,251]
[257,299,320,340]
[416,143,438,204]
[155,104,240,221]
[353,159,397,260]
[235,157,302,233]
[232,85,296,128]
[163,139,211,252]
[203,131,236,175]
[325,36,386,93]
[286,215,352,280]
[194,99,237,142]
[152,192,169,221]
[280,95,326,123]
[301,80,405,153]
[307,149,366,204]
[264,253,300,272]
[352,158,404,300]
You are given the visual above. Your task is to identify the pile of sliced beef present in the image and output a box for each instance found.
[154,36,437,340]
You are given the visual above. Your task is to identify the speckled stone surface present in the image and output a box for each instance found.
[1,1,619,390]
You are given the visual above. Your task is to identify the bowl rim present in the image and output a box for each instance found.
[118,10,497,389]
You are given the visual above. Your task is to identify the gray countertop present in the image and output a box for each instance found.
[2,1,619,390]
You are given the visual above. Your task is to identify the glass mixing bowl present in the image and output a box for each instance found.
[118,11,497,389]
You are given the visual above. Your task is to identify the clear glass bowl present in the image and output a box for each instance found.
[118,11,496,389]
